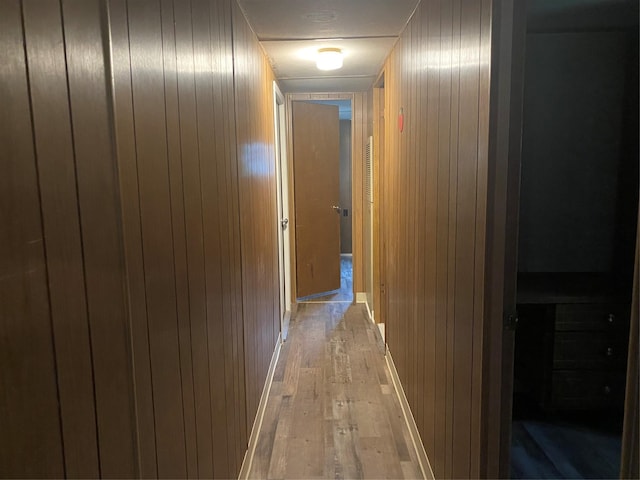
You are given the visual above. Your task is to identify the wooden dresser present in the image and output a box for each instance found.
[515,274,630,411]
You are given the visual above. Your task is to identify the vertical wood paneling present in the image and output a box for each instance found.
[220,0,248,467]
[471,2,492,476]
[3,0,277,477]
[173,0,215,475]
[434,0,454,473]
[0,2,65,476]
[107,0,158,475]
[62,0,138,475]
[126,0,188,475]
[21,2,100,476]
[232,1,280,441]
[446,3,462,474]
[381,1,493,477]
[159,0,198,475]
[353,92,369,296]
[109,0,272,477]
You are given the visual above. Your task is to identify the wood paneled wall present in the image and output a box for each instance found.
[354,92,373,301]
[381,1,492,478]
[1,0,280,477]
[231,0,281,433]
[1,0,136,476]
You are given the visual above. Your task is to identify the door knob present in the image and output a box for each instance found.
[332,205,342,214]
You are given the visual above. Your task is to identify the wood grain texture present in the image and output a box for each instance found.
[353,92,372,298]
[232,0,281,462]
[0,1,65,475]
[110,0,272,476]
[62,0,138,475]
[248,302,423,480]
[372,86,385,325]
[113,0,258,475]
[2,0,278,477]
[21,1,100,475]
[107,0,158,475]
[380,1,494,477]
[126,1,188,475]
[285,93,370,304]
[292,101,341,297]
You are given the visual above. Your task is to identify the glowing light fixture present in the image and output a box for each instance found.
[316,48,343,71]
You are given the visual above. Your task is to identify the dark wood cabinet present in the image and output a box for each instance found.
[514,274,630,411]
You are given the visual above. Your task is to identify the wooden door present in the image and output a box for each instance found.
[292,101,341,298]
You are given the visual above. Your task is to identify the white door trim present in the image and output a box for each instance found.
[273,81,291,340]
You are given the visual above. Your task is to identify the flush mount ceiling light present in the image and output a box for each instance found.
[316,48,343,71]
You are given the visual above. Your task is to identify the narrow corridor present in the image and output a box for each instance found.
[248,302,424,479]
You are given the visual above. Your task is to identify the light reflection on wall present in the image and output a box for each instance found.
[240,142,274,177]
[422,44,489,71]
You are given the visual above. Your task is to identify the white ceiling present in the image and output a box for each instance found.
[235,0,420,93]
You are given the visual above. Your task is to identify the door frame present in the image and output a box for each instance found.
[482,0,527,476]
[486,3,640,476]
[273,82,291,339]
[285,92,366,305]
[373,74,385,331]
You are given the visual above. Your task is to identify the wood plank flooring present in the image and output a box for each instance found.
[248,302,424,479]
[511,419,622,479]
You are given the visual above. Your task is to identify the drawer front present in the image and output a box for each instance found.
[550,370,625,410]
[553,332,627,369]
[555,304,630,332]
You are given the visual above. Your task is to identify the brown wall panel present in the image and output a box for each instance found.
[110,0,260,477]
[107,0,158,475]
[172,0,215,475]
[159,0,198,475]
[232,0,281,436]
[3,0,300,477]
[219,0,249,466]
[2,0,279,477]
[21,1,100,476]
[62,1,138,475]
[381,1,493,477]
[0,1,66,476]
[125,1,188,475]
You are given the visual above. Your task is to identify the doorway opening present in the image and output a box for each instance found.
[295,99,354,304]
[509,2,639,478]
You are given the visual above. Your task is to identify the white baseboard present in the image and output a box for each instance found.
[356,293,375,326]
[364,301,373,324]
[282,310,291,342]
[385,350,435,480]
[377,322,385,343]
[238,334,282,479]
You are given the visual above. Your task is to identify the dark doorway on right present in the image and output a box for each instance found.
[510,1,639,478]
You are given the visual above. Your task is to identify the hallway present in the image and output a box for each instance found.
[3,0,638,477]
[248,302,424,479]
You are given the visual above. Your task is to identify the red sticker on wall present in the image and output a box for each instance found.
[398,107,404,133]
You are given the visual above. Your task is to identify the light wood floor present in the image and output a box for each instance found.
[248,302,424,479]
